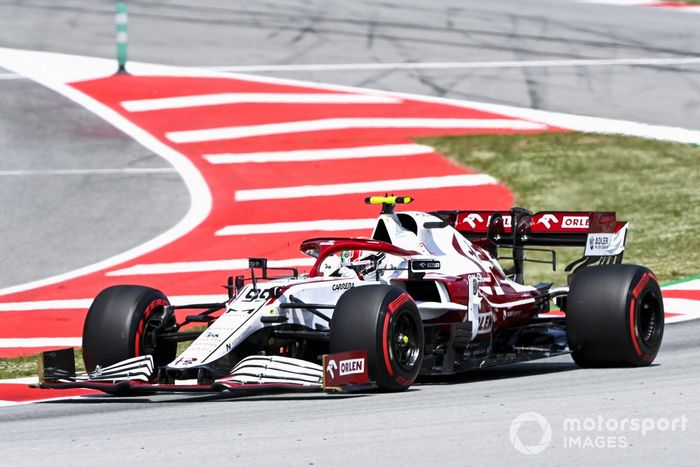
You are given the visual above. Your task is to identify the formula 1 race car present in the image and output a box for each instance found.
[36,196,664,395]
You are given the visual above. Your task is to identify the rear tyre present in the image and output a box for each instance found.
[82,285,177,372]
[566,264,664,367]
[330,285,424,391]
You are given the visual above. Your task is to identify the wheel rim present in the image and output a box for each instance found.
[138,300,172,358]
[141,314,161,356]
[391,310,421,371]
[637,290,662,347]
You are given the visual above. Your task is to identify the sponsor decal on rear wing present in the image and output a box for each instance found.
[453,210,606,234]
[455,211,511,233]
[584,214,628,257]
[440,209,627,252]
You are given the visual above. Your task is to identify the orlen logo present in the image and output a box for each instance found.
[537,214,559,229]
[326,359,338,378]
[463,213,484,229]
[496,215,512,228]
[339,358,365,376]
[461,213,511,229]
[562,216,589,229]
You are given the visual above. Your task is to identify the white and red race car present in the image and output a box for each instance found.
[36,196,664,395]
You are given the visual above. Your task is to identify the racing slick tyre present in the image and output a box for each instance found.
[566,264,664,367]
[83,285,177,372]
[330,285,424,391]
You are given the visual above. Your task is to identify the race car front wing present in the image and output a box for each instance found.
[32,348,372,396]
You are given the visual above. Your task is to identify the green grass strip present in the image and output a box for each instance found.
[421,132,700,285]
[661,272,700,287]
[0,329,199,380]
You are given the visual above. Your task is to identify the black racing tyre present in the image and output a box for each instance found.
[330,285,424,391]
[566,264,664,367]
[82,285,177,372]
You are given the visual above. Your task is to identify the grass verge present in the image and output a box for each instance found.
[421,132,700,285]
[0,331,199,380]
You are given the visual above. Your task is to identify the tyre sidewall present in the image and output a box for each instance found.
[567,265,664,367]
[83,285,172,371]
[372,287,424,390]
[330,285,424,391]
[628,271,664,363]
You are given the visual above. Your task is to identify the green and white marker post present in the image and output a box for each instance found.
[116,2,128,74]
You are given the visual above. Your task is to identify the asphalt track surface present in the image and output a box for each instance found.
[1,0,699,464]
[0,320,697,466]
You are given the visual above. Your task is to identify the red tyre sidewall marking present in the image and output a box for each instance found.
[382,292,412,377]
[629,297,641,357]
[629,272,651,358]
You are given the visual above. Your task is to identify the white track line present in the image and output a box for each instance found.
[166,118,547,144]
[0,168,176,176]
[661,298,700,316]
[582,0,700,9]
[0,299,92,311]
[446,100,700,145]
[579,0,663,5]
[107,258,316,277]
[0,395,96,407]
[667,315,700,324]
[0,338,82,348]
[0,72,24,80]
[235,174,497,202]
[0,377,39,384]
[121,93,400,112]
[203,143,435,164]
[664,279,700,291]
[208,57,700,73]
[216,218,377,236]
[0,295,226,312]
[0,48,213,298]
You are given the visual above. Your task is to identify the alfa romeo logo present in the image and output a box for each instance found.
[326,359,337,379]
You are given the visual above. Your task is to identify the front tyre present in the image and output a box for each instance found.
[82,285,177,372]
[567,265,664,367]
[330,285,424,391]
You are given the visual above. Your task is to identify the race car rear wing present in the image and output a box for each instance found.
[432,208,629,283]
[433,208,626,246]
